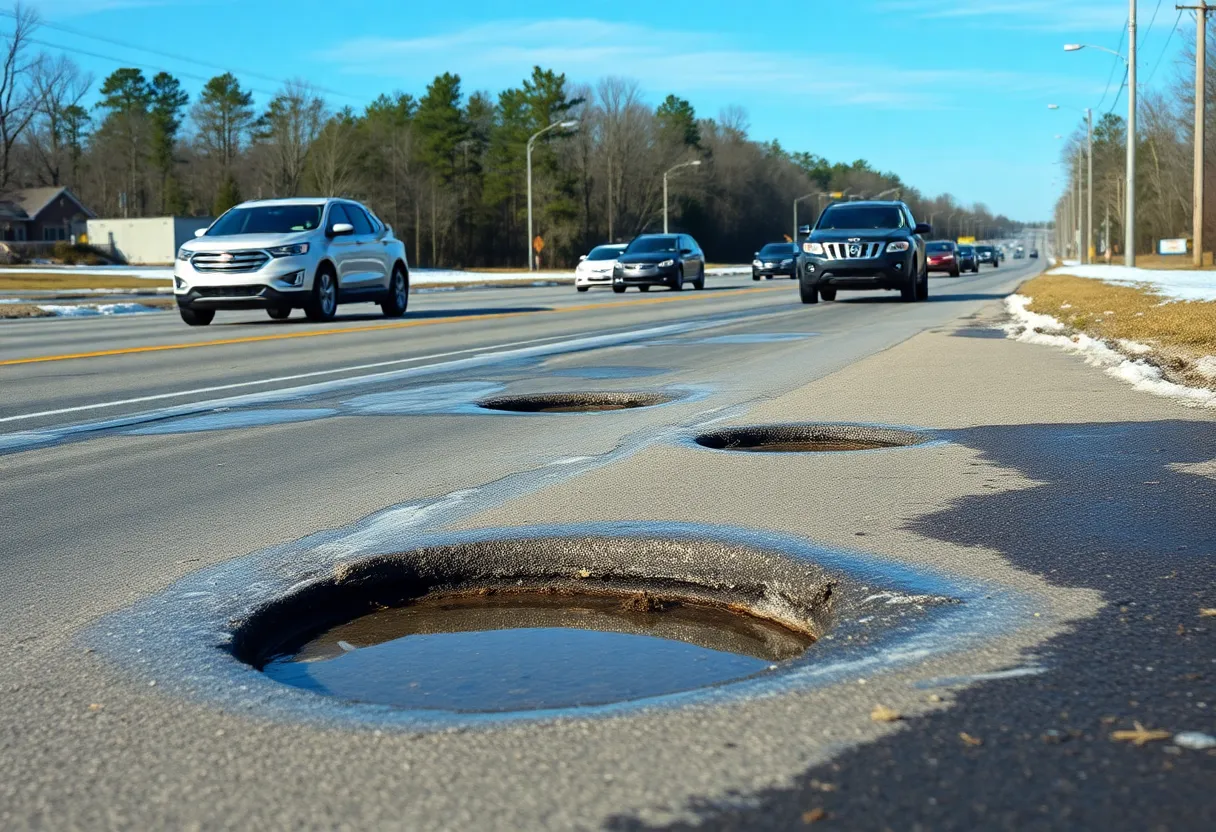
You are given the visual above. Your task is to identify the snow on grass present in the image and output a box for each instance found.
[1003,294,1216,408]
[5,265,173,279]
[1048,264,1216,303]
[36,303,166,317]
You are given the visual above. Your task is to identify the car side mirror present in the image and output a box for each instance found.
[914,223,932,235]
[194,228,207,238]
[579,254,587,261]
[330,222,355,236]
[797,225,812,236]
[680,248,692,256]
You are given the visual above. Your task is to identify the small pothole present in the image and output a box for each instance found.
[477,391,675,413]
[695,423,932,453]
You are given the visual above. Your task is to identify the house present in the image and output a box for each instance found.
[0,187,95,242]
[86,217,215,265]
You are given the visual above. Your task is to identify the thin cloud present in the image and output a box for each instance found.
[876,0,1126,32]
[321,18,1093,110]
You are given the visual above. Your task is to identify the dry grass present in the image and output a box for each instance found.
[1020,273,1216,387]
[0,272,172,291]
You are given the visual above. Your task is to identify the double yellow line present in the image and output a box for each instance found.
[1,285,785,367]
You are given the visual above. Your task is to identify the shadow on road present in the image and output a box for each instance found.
[609,419,1216,831]
[216,307,552,326]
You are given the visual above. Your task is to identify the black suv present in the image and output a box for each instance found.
[975,244,999,268]
[613,233,706,293]
[797,201,930,303]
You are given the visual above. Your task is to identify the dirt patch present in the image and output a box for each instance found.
[1019,274,1216,388]
[0,272,172,291]
[0,304,56,318]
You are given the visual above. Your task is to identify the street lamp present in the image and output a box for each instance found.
[662,160,702,233]
[526,119,579,271]
[1049,103,1093,264]
[793,192,817,241]
[1065,4,1135,266]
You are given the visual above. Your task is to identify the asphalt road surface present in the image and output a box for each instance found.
[1,262,1213,830]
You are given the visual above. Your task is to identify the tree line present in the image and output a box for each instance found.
[1056,15,1215,259]
[2,2,1023,267]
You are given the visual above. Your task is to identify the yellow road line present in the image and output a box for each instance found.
[0,286,785,367]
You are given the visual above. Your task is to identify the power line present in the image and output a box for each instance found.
[1095,18,1129,112]
[1147,10,1186,84]
[0,8,371,105]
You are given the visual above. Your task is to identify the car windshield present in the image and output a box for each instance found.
[759,244,795,256]
[926,242,954,252]
[816,205,904,230]
[976,246,993,253]
[207,205,324,236]
[958,246,974,255]
[585,246,624,261]
[626,236,679,254]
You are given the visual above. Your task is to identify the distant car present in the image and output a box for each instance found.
[174,197,409,326]
[612,233,706,293]
[752,242,799,280]
[925,240,961,277]
[975,244,999,268]
[957,244,980,273]
[1029,249,1039,259]
[1014,246,1025,259]
[575,244,627,292]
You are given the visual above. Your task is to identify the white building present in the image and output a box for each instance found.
[86,217,214,265]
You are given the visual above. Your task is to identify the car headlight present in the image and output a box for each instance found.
[752,259,762,267]
[658,259,675,268]
[176,248,193,261]
[886,241,910,253]
[803,242,824,255]
[268,243,310,258]
[780,258,793,266]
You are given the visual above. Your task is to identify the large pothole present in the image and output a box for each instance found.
[233,535,835,713]
[694,423,933,453]
[477,391,676,413]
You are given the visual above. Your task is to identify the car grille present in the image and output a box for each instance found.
[193,285,265,298]
[820,242,884,261]
[190,250,270,273]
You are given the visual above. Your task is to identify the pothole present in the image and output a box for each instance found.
[694,423,933,453]
[232,536,834,714]
[477,391,676,413]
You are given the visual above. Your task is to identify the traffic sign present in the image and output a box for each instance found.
[533,236,545,254]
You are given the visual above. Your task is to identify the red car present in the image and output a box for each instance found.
[925,240,961,277]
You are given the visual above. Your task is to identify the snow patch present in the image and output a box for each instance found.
[1047,264,1216,303]
[37,303,164,317]
[1003,295,1216,408]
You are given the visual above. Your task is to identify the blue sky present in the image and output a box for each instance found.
[23,0,1193,220]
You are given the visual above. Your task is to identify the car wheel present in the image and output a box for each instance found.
[576,286,589,292]
[612,285,626,294]
[950,268,960,278]
[267,306,291,320]
[916,270,929,301]
[693,266,705,290]
[819,288,837,301]
[670,269,683,291]
[752,272,760,281]
[304,267,338,322]
[380,265,409,317]
[639,285,650,292]
[179,307,214,326]
[799,280,819,305]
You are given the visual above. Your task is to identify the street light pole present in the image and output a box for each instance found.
[1086,107,1093,264]
[526,119,579,271]
[1127,1,1137,266]
[793,192,817,241]
[662,160,702,233]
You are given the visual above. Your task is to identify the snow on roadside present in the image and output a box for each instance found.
[1002,294,1216,408]
[36,303,165,317]
[4,265,173,279]
[1047,264,1216,302]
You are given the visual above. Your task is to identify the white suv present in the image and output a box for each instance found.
[174,198,409,326]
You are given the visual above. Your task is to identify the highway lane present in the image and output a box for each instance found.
[6,254,1211,830]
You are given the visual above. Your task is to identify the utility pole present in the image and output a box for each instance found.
[526,119,579,271]
[1179,3,1209,266]
[793,192,815,241]
[1086,108,1094,264]
[662,160,702,233]
[1127,0,1138,266]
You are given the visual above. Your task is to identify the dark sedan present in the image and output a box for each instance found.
[975,244,999,268]
[752,242,799,280]
[925,241,961,276]
[957,244,980,273]
[612,233,706,293]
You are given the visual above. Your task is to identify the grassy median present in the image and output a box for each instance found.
[0,272,172,291]
[1019,273,1216,387]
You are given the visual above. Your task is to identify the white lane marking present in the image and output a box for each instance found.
[0,332,576,425]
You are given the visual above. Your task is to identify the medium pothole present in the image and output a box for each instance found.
[477,391,675,413]
[233,536,833,714]
[695,423,932,453]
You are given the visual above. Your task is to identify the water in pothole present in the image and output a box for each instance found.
[261,592,815,712]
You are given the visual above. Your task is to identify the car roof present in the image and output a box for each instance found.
[824,200,904,208]
[236,197,336,208]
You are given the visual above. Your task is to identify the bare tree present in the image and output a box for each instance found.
[26,53,91,187]
[255,80,325,197]
[0,2,39,191]
[307,115,359,197]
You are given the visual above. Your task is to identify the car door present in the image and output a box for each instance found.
[679,236,694,279]
[326,203,362,290]
[342,203,386,288]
